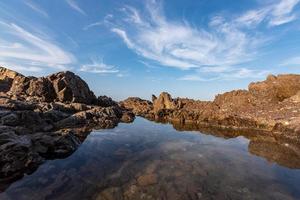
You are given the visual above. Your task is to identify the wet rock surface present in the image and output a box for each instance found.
[121,74,300,141]
[0,67,134,184]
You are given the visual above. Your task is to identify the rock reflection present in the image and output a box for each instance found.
[170,121,300,169]
[1,118,300,200]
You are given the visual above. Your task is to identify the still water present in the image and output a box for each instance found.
[1,117,300,200]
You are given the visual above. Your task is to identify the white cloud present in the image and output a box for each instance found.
[270,0,300,26]
[83,22,102,30]
[105,0,299,81]
[80,59,119,74]
[66,0,86,16]
[24,1,49,18]
[235,8,269,27]
[83,15,113,30]
[179,68,270,81]
[0,22,75,71]
[236,0,300,27]
[108,1,260,70]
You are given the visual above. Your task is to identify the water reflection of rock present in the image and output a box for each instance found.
[0,127,92,192]
[171,121,300,169]
[1,118,300,200]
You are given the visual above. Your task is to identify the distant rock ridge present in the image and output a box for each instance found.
[0,66,134,186]
[120,73,300,142]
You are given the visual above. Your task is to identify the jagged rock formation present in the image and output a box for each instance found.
[1,67,97,104]
[0,66,134,182]
[121,74,300,141]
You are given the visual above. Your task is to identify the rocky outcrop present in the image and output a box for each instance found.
[0,67,97,104]
[248,74,300,102]
[119,97,154,118]
[48,71,96,104]
[0,66,134,182]
[153,92,176,112]
[121,74,300,141]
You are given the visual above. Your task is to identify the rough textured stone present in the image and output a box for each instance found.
[153,92,176,112]
[0,66,135,183]
[49,71,96,104]
[249,74,300,102]
[122,74,300,140]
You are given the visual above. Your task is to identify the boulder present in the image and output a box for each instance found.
[119,97,153,116]
[0,67,97,104]
[153,92,176,112]
[48,71,96,104]
[249,74,300,102]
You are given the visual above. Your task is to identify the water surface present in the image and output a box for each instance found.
[1,117,300,200]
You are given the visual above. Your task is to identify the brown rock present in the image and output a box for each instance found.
[137,174,158,186]
[27,77,56,102]
[120,97,153,116]
[249,74,300,102]
[0,67,97,104]
[48,71,96,104]
[153,92,176,112]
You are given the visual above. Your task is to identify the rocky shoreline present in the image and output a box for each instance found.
[1,66,300,190]
[0,67,134,187]
[120,74,300,142]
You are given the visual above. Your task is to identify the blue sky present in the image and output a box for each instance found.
[0,0,300,100]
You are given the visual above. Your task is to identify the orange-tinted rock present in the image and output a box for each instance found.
[153,92,176,112]
[120,97,153,116]
[249,74,300,102]
[122,74,300,138]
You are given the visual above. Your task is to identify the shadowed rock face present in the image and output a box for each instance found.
[48,71,96,104]
[0,66,135,183]
[120,74,300,141]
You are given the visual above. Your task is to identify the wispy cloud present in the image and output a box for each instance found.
[270,0,300,26]
[107,1,265,71]
[179,68,270,81]
[83,22,103,30]
[0,22,75,72]
[83,14,113,30]
[105,0,298,81]
[80,58,119,74]
[66,0,86,16]
[236,0,300,27]
[24,1,49,18]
